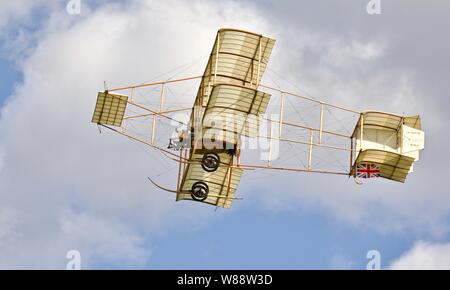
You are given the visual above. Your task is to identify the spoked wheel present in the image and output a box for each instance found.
[201,152,220,172]
[191,181,209,201]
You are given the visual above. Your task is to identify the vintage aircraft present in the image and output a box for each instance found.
[91,28,425,208]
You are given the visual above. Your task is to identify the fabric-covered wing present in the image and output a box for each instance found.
[202,84,271,145]
[194,28,276,108]
[92,91,128,127]
[351,149,415,183]
[352,111,422,134]
[178,29,276,208]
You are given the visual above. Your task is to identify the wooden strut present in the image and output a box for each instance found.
[177,149,183,192]
[259,83,360,114]
[233,164,348,175]
[127,100,187,126]
[268,118,273,167]
[107,75,361,122]
[260,135,356,152]
[102,125,351,197]
[263,117,350,139]
[107,75,203,92]
[115,78,359,143]
[151,84,164,145]
[349,137,354,176]
[100,124,185,161]
[123,107,191,120]
[106,74,360,115]
[279,92,284,139]
[319,103,324,144]
[122,103,354,156]
[101,123,238,171]
[104,123,352,174]
[308,129,313,170]
[101,75,364,178]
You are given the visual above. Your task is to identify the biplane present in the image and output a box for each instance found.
[91,28,425,208]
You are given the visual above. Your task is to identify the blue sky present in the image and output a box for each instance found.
[1,0,449,269]
[0,59,21,106]
[145,205,415,270]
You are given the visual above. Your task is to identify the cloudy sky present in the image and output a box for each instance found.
[0,0,449,269]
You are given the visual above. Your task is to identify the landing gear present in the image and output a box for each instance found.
[191,181,209,201]
[201,152,220,172]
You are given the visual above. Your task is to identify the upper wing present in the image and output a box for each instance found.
[178,29,276,208]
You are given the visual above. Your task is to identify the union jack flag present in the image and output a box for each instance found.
[356,163,380,179]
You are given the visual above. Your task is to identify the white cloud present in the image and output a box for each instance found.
[0,209,150,269]
[59,210,150,269]
[0,0,448,268]
[0,208,17,242]
[244,21,448,237]
[389,241,450,270]
[0,1,49,29]
[320,39,385,67]
[0,0,271,268]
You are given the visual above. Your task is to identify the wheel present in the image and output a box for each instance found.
[191,181,209,201]
[201,152,220,172]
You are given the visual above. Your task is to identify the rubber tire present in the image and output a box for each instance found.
[201,152,220,172]
[191,181,209,201]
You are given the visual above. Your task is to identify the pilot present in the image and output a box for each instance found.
[168,128,188,150]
